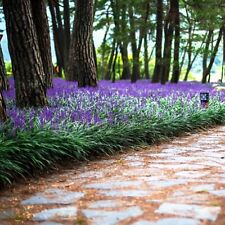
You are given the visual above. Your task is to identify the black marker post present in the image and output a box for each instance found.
[200,92,209,108]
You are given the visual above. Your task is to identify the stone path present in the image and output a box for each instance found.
[1,126,225,225]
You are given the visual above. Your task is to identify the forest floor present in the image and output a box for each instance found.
[1,126,225,225]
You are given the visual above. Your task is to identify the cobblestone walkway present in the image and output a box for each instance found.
[1,126,225,225]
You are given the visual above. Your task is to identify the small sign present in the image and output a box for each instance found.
[200,92,209,108]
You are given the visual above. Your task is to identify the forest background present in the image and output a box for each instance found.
[0,0,224,82]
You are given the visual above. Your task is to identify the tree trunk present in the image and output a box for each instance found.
[152,0,163,83]
[68,0,97,87]
[3,0,48,108]
[148,45,155,62]
[144,33,150,79]
[48,0,72,78]
[100,17,110,79]
[112,44,119,83]
[202,28,223,83]
[0,92,7,122]
[120,3,131,80]
[63,0,71,64]
[202,29,213,82]
[221,26,225,82]
[139,0,150,80]
[131,52,140,83]
[92,40,98,75]
[111,0,130,80]
[48,0,64,77]
[183,24,193,81]
[171,0,180,83]
[128,5,140,83]
[55,2,65,69]
[183,32,206,81]
[31,0,53,88]
[105,39,116,80]
[183,4,193,81]
[0,57,7,121]
[120,43,131,80]
[179,43,187,77]
[0,45,8,91]
[160,13,174,84]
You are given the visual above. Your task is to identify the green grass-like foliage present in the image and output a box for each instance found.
[0,103,225,187]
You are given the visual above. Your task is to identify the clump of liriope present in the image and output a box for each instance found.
[0,100,225,186]
[1,78,225,187]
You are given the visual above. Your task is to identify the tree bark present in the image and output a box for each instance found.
[48,0,72,78]
[161,0,180,85]
[144,33,150,79]
[0,54,7,121]
[0,92,7,122]
[48,0,64,77]
[202,28,222,83]
[92,40,98,74]
[221,26,225,82]
[160,14,174,84]
[0,45,8,91]
[31,0,53,88]
[128,5,140,83]
[183,23,194,81]
[171,0,180,83]
[179,43,187,77]
[182,3,193,81]
[152,0,163,83]
[111,0,130,80]
[183,32,206,81]
[63,0,71,64]
[105,39,116,80]
[139,0,150,80]
[3,0,48,108]
[120,43,130,80]
[100,12,110,79]
[112,44,119,83]
[120,3,131,80]
[68,0,97,87]
[55,1,65,69]
[202,29,213,82]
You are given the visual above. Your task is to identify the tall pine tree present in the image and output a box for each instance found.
[67,0,97,87]
[3,0,48,107]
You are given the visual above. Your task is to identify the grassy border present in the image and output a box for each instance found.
[0,104,225,187]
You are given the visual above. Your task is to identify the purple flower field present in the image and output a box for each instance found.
[2,78,225,131]
[1,78,225,186]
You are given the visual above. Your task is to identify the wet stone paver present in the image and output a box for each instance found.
[21,189,84,205]
[82,206,143,225]
[155,203,221,221]
[132,218,200,225]
[39,222,63,225]
[33,206,77,221]
[1,126,225,224]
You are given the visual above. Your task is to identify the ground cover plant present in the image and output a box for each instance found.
[0,78,225,186]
